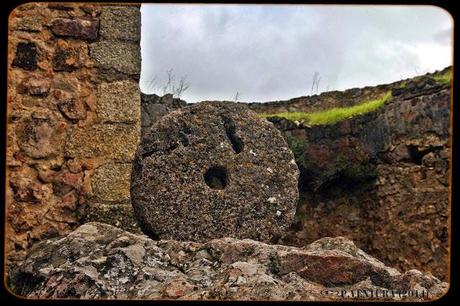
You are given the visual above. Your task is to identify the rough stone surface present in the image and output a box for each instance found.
[51,18,99,40]
[91,163,132,202]
[18,76,51,96]
[6,3,142,276]
[6,2,450,290]
[47,3,75,11]
[65,123,139,161]
[140,93,187,137]
[13,15,44,32]
[56,92,87,120]
[131,101,299,243]
[82,206,140,234]
[12,42,37,70]
[90,41,141,76]
[52,40,86,72]
[254,73,451,281]
[15,110,67,159]
[99,6,141,41]
[8,223,448,301]
[97,80,141,123]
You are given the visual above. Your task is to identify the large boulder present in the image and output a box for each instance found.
[131,101,299,243]
[8,222,448,301]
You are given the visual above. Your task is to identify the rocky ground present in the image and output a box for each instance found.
[8,222,448,301]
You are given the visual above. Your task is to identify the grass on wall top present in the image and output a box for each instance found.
[259,91,392,126]
[432,70,452,85]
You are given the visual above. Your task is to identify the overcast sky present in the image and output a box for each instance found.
[140,4,452,103]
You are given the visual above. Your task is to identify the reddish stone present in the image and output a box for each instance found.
[9,167,50,203]
[13,152,26,163]
[52,171,84,196]
[51,18,99,40]
[391,143,410,162]
[46,192,78,224]
[60,191,78,208]
[66,158,101,173]
[15,113,66,159]
[60,172,84,188]
[406,111,416,123]
[58,122,67,133]
[84,93,96,111]
[52,41,81,72]
[276,246,390,287]
[296,253,373,286]
[18,76,51,96]
[56,92,86,120]
[164,279,194,299]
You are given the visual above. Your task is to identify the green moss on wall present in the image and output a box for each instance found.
[260,91,392,126]
[285,135,309,170]
[432,70,452,85]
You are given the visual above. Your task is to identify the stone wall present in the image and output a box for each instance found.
[252,73,451,281]
[6,3,142,270]
[140,71,451,281]
[6,2,451,283]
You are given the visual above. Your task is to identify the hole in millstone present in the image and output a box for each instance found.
[222,115,244,154]
[204,166,228,190]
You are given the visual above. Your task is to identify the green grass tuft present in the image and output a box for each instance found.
[397,80,407,89]
[432,70,452,85]
[260,91,392,126]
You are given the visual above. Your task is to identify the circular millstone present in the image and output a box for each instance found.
[131,101,299,243]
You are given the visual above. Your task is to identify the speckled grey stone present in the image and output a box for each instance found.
[97,80,140,123]
[100,6,141,41]
[65,123,140,161]
[91,162,133,202]
[90,41,140,76]
[131,101,299,243]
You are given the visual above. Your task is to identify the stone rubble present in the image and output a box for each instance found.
[8,223,448,301]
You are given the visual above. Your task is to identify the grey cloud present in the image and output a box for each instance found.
[434,27,452,44]
[140,4,452,102]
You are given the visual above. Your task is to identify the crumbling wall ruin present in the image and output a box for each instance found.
[6,2,451,284]
[263,77,451,281]
[139,72,451,281]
